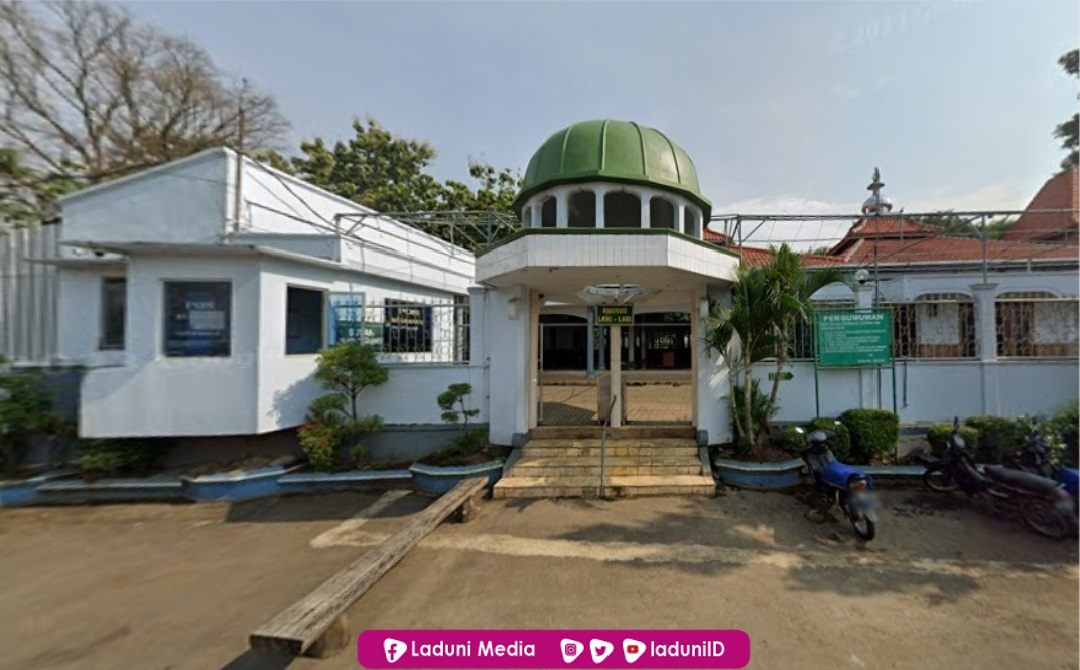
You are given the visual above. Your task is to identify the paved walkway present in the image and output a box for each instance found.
[540,380,692,425]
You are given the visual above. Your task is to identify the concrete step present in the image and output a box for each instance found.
[531,426,697,440]
[512,463,704,478]
[493,474,715,499]
[523,439,700,459]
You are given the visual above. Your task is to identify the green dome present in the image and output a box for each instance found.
[513,119,711,219]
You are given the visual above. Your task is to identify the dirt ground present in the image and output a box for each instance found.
[1,485,1077,670]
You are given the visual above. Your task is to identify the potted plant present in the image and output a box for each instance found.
[410,383,509,494]
[704,244,843,489]
[297,342,389,472]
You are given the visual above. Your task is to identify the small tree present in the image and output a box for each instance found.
[437,383,486,452]
[704,244,842,459]
[299,342,388,471]
[0,363,52,474]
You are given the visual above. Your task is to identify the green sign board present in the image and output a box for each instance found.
[815,309,893,367]
[596,305,633,325]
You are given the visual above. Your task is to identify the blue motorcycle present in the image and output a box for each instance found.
[792,424,882,541]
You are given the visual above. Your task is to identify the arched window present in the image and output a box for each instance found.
[650,197,675,229]
[604,191,641,228]
[684,207,699,237]
[541,197,557,228]
[521,208,532,228]
[568,191,597,227]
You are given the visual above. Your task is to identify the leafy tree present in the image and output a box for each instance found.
[704,245,842,458]
[921,211,1012,240]
[270,117,523,249]
[0,0,288,223]
[1056,48,1078,171]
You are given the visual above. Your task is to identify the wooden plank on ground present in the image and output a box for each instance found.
[249,477,488,658]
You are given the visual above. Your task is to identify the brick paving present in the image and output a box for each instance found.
[539,380,692,425]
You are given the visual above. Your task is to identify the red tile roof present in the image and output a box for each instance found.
[702,229,846,267]
[843,217,940,239]
[833,236,1078,265]
[1002,167,1079,242]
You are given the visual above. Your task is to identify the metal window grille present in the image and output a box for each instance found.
[790,300,856,360]
[884,293,977,359]
[995,292,1079,358]
[345,298,471,364]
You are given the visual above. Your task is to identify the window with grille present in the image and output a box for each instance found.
[996,292,1079,358]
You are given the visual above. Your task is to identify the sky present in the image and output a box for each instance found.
[122,0,1078,245]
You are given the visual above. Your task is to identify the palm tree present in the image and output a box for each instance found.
[704,244,844,459]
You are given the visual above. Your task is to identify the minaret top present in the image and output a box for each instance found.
[862,167,894,214]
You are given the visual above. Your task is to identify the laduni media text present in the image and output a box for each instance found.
[651,640,726,657]
[409,640,536,658]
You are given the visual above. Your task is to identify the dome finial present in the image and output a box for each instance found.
[862,167,893,214]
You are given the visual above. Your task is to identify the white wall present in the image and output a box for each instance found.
[254,256,474,433]
[55,265,127,368]
[81,255,261,437]
[747,359,1079,426]
[59,150,229,249]
[483,287,531,445]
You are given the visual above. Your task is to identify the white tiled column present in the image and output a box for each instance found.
[676,203,687,235]
[972,283,999,415]
[594,186,608,228]
[639,189,651,228]
[556,188,569,228]
[531,202,542,228]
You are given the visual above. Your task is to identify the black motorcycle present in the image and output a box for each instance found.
[1003,425,1078,533]
[917,417,1074,539]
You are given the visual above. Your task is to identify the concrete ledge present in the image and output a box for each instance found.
[715,458,806,490]
[37,478,186,504]
[0,468,79,506]
[181,465,300,502]
[279,470,411,495]
[409,461,504,495]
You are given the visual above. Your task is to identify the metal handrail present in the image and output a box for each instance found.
[598,393,617,499]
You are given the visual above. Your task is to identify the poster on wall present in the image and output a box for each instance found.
[163,281,232,357]
[328,292,383,350]
[383,299,432,353]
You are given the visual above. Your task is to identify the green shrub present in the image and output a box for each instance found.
[0,372,53,474]
[76,439,170,477]
[926,423,979,457]
[963,415,1026,463]
[776,426,804,453]
[839,409,899,464]
[809,417,852,462]
[1051,400,1079,467]
[729,379,776,450]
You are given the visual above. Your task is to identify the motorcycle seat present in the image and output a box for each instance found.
[983,465,1061,495]
[819,460,867,489]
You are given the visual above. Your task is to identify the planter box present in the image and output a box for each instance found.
[181,465,301,502]
[279,470,412,495]
[714,458,806,490]
[409,461,504,495]
[37,478,186,504]
[0,468,79,507]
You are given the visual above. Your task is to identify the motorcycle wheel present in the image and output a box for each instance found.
[1020,502,1071,539]
[923,466,958,493]
[847,506,876,542]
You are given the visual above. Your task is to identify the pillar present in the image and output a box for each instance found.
[595,186,608,228]
[531,202,542,229]
[972,283,999,415]
[855,285,875,408]
[586,306,595,379]
[555,189,569,228]
[610,324,623,427]
[676,203,687,236]
[640,189,651,229]
[527,290,540,429]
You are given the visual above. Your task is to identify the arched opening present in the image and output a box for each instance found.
[521,208,532,228]
[604,191,641,227]
[568,190,597,227]
[650,197,675,229]
[541,197,557,228]
[683,207,699,237]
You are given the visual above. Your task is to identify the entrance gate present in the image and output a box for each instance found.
[537,311,693,426]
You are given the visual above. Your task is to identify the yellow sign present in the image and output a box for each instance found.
[596,305,633,325]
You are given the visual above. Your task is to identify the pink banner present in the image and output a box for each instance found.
[357,630,750,669]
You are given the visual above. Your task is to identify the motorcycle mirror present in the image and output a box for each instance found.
[794,427,805,435]
[834,421,842,427]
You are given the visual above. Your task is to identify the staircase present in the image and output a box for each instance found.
[493,426,716,499]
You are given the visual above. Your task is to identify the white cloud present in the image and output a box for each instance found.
[905,179,1036,213]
